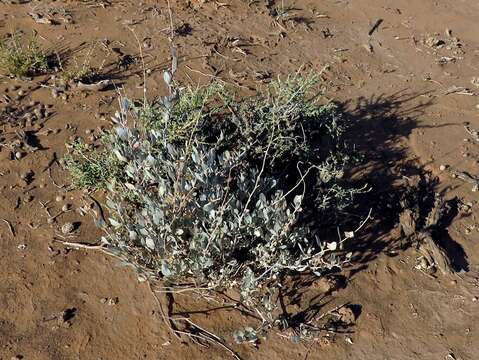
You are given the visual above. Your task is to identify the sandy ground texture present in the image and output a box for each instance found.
[1,1,479,359]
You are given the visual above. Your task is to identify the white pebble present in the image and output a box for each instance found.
[61,222,74,234]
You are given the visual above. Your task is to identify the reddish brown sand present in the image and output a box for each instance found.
[1,1,478,359]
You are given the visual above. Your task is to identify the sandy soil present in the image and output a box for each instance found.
[1,1,478,359]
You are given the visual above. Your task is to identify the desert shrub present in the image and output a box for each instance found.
[66,73,364,336]
[0,32,49,77]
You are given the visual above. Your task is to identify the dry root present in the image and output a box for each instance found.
[399,192,454,275]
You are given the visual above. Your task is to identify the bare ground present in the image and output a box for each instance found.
[1,1,479,359]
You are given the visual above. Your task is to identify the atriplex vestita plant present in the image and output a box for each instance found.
[63,65,368,351]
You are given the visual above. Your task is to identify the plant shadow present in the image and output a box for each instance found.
[336,90,469,273]
[268,89,469,335]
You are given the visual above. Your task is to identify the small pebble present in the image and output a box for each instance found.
[55,195,65,202]
[15,151,23,160]
[62,204,71,211]
[61,222,75,235]
[439,164,447,171]
[34,108,44,119]
[108,297,119,306]
[472,296,478,302]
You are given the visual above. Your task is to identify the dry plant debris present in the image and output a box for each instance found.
[398,176,454,275]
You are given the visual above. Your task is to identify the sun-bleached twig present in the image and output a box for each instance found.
[1,218,15,237]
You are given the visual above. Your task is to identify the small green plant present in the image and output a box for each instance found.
[0,33,49,77]
[61,64,97,83]
[60,45,101,83]
[64,140,121,189]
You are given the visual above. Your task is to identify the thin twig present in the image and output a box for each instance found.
[48,209,72,222]
[464,125,479,142]
[148,282,182,340]
[337,207,373,245]
[149,284,241,359]
[272,163,315,206]
[354,208,373,233]
[53,239,105,250]
[368,19,383,36]
[128,28,147,104]
[184,64,219,79]
[182,318,243,360]
[238,133,273,225]
[166,0,175,41]
[48,167,65,189]
[155,286,214,294]
[39,200,53,218]
[449,168,479,191]
[1,218,15,237]
[315,302,349,321]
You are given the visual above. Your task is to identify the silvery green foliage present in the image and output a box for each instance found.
[102,122,344,308]
[74,74,361,329]
[233,327,259,344]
